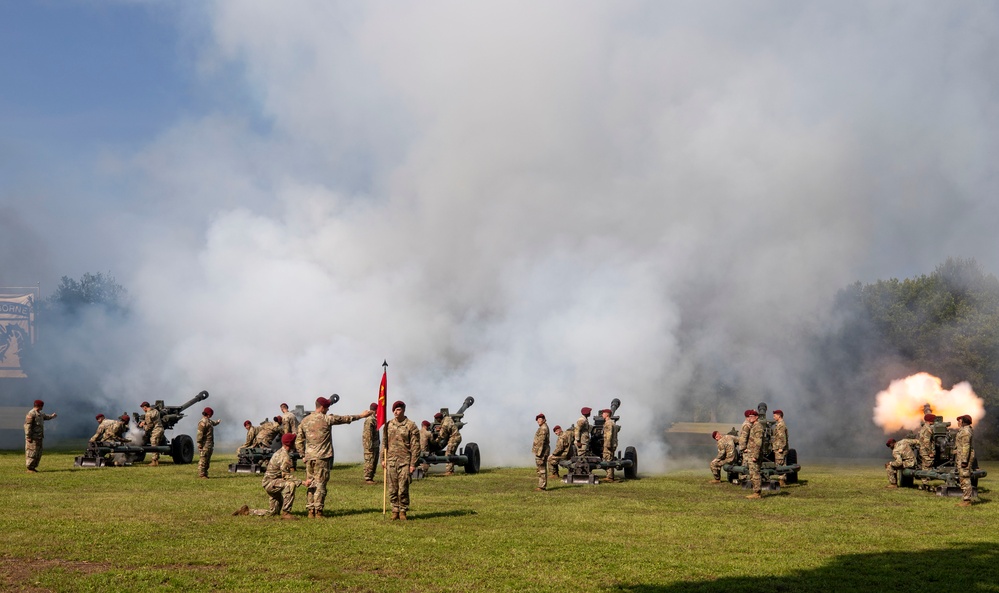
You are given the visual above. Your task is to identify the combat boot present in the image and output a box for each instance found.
[308,509,315,518]
[364,479,376,485]
[280,513,298,520]
[885,484,898,489]
[391,511,400,521]
[708,479,722,484]
[443,471,455,476]
[149,460,159,467]
[745,492,762,500]
[232,505,250,516]
[399,511,407,521]
[958,500,973,507]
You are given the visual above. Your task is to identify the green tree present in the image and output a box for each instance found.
[44,271,128,315]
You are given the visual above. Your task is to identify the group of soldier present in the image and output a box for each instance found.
[707,408,789,500]
[532,406,619,491]
[885,412,978,506]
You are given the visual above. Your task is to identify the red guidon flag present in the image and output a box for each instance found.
[376,368,388,429]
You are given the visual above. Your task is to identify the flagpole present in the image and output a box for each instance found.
[380,360,389,516]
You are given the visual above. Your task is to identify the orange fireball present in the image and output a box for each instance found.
[873,372,985,433]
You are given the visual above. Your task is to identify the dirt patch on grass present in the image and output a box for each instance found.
[0,557,112,592]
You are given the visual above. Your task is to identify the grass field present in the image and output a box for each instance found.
[1,450,996,593]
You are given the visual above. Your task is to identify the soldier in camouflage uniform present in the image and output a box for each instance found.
[280,403,299,435]
[89,414,115,443]
[24,400,57,472]
[745,410,764,499]
[253,417,284,449]
[533,414,550,491]
[384,400,420,520]
[548,425,574,477]
[362,402,379,484]
[600,409,618,482]
[196,407,222,478]
[295,396,373,518]
[575,407,592,457]
[435,411,463,475]
[237,420,257,456]
[736,410,753,481]
[139,401,165,465]
[771,409,789,485]
[419,420,434,474]
[884,437,918,487]
[103,414,131,444]
[917,413,936,490]
[234,433,312,519]
[954,415,976,506]
[709,430,737,483]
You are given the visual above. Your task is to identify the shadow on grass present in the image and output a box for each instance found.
[327,506,384,518]
[614,543,998,593]
[405,509,476,520]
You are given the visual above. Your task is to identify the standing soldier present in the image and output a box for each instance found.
[383,400,420,520]
[237,420,257,456]
[917,413,936,490]
[709,431,737,484]
[24,400,57,473]
[234,433,311,519]
[533,413,550,491]
[295,396,373,518]
[89,414,114,443]
[435,411,463,476]
[736,410,752,482]
[771,409,789,486]
[600,409,618,482]
[139,401,165,466]
[745,410,764,499]
[954,415,976,507]
[280,403,299,435]
[548,425,574,478]
[254,416,284,449]
[575,407,592,457]
[419,420,434,474]
[885,437,918,488]
[196,407,222,478]
[362,402,379,484]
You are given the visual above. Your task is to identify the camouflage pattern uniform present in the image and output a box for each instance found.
[142,407,165,463]
[737,419,751,457]
[295,410,365,516]
[954,425,975,502]
[24,408,56,471]
[771,417,789,484]
[282,411,299,435]
[917,422,935,489]
[548,427,574,476]
[362,414,380,482]
[253,421,282,449]
[250,447,304,516]
[109,419,130,443]
[90,418,117,443]
[746,420,764,494]
[438,415,462,474]
[386,414,420,515]
[533,421,550,489]
[238,424,258,455]
[710,434,737,481]
[575,415,591,456]
[196,416,222,478]
[602,417,618,480]
[886,438,918,485]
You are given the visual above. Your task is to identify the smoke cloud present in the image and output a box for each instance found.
[4,2,999,467]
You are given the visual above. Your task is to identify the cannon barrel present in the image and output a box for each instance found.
[176,390,210,412]
[328,393,340,405]
[609,398,621,415]
[454,396,474,416]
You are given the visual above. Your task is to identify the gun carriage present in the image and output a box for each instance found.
[74,390,209,467]
[229,402,314,474]
[721,402,801,492]
[414,396,480,478]
[895,414,987,497]
[560,398,639,485]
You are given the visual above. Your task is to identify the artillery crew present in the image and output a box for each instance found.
[885,437,918,487]
[362,402,379,484]
[384,400,420,520]
[435,411,462,476]
[295,396,373,518]
[139,401,165,466]
[771,409,788,485]
[89,414,115,443]
[737,410,752,453]
[533,414,550,491]
[253,417,284,449]
[745,410,764,499]
[600,409,617,482]
[238,420,257,456]
[419,420,434,474]
[709,431,737,484]
[280,403,299,435]
[24,400,57,473]
[954,415,976,507]
[196,407,222,478]
[575,407,592,457]
[234,433,311,519]
[917,413,936,490]
[548,425,574,478]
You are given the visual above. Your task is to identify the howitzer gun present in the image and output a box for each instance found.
[416,396,480,477]
[228,398,328,474]
[895,415,987,497]
[559,398,639,485]
[721,402,800,492]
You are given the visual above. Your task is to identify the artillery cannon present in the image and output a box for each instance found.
[415,396,480,477]
[559,398,639,485]
[721,402,801,492]
[75,390,209,467]
[229,398,331,474]
[894,415,987,497]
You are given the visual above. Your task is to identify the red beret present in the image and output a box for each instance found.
[600,409,611,415]
[747,410,759,417]
[33,400,44,408]
[886,439,896,448]
[96,414,105,420]
[316,397,331,408]
[392,400,405,411]
[281,433,296,446]
[243,420,252,427]
[536,413,546,421]
[370,402,378,411]
[773,409,783,416]
[120,414,130,422]
[273,415,283,423]
[553,425,562,432]
[924,413,936,422]
[203,407,214,416]
[434,412,443,420]
[581,407,592,416]
[960,415,973,425]
[422,420,431,428]
[711,431,720,438]
[744,410,753,417]
[141,401,150,408]
[281,403,289,409]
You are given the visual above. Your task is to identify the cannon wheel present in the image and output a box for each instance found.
[785,448,799,484]
[899,470,914,488]
[971,458,980,487]
[624,446,638,479]
[463,442,480,474]
[171,434,195,465]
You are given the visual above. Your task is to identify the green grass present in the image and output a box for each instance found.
[1,451,996,592]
